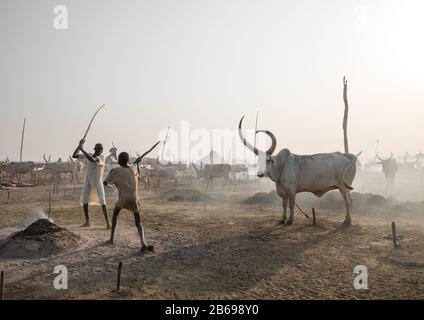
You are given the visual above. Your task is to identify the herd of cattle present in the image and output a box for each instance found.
[0,142,422,194]
[0,149,249,190]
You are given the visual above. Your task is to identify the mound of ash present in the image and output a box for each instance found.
[242,190,424,216]
[242,191,280,205]
[366,194,387,207]
[166,189,211,202]
[0,219,82,258]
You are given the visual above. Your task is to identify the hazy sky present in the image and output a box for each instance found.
[0,0,423,162]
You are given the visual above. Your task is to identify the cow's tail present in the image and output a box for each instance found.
[342,154,356,190]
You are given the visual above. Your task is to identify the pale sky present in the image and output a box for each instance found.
[0,0,423,162]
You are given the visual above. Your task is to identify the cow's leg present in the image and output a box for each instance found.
[339,187,352,227]
[108,207,121,244]
[134,210,150,251]
[286,194,295,225]
[280,196,288,224]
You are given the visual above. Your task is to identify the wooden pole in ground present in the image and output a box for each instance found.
[0,270,4,300]
[116,262,123,291]
[161,126,170,162]
[254,109,259,151]
[312,208,317,225]
[7,191,10,204]
[48,190,52,220]
[342,76,349,154]
[19,118,26,163]
[392,221,399,248]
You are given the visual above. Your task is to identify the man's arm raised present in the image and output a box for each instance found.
[75,139,98,163]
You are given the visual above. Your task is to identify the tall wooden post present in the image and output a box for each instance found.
[342,76,349,154]
[48,190,52,220]
[161,126,170,162]
[20,118,26,162]
[312,208,317,225]
[254,109,259,151]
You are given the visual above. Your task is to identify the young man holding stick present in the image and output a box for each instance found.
[72,139,110,229]
[103,142,160,252]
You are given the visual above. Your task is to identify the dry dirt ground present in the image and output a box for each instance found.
[1,179,424,300]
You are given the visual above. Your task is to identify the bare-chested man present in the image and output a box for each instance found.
[72,139,110,229]
[103,152,154,252]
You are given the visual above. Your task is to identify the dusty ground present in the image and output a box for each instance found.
[0,179,424,300]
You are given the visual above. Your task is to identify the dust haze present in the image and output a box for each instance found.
[1,0,424,301]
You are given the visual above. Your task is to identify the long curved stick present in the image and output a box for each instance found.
[82,104,105,141]
[134,141,161,164]
[134,141,161,181]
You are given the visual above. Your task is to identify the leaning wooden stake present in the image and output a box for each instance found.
[19,118,26,162]
[161,126,170,161]
[312,208,317,225]
[48,190,52,220]
[392,222,399,248]
[342,76,349,154]
[0,270,4,300]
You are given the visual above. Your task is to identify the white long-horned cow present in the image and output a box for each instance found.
[376,153,398,192]
[192,163,232,190]
[238,116,357,227]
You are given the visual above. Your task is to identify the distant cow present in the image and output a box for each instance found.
[192,163,232,189]
[230,164,248,180]
[41,154,80,184]
[376,153,398,192]
[154,165,178,187]
[3,161,36,182]
[140,157,160,166]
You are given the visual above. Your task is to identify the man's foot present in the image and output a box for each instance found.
[140,244,156,253]
[285,219,293,225]
[106,225,111,230]
[278,219,286,225]
[81,222,91,227]
[105,239,113,245]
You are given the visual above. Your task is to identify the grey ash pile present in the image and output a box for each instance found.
[0,219,82,258]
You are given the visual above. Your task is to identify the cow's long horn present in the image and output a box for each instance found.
[256,130,277,155]
[43,154,49,163]
[356,150,363,157]
[376,153,383,161]
[238,116,259,156]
